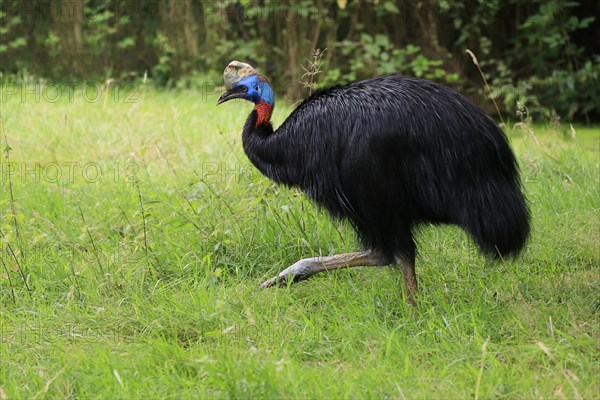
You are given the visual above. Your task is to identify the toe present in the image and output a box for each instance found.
[261,276,283,288]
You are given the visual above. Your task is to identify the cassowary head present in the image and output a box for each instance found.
[217,61,275,125]
[217,74,274,106]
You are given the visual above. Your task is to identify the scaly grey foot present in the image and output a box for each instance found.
[260,251,387,289]
[260,259,316,287]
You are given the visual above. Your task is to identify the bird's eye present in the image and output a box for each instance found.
[241,86,248,92]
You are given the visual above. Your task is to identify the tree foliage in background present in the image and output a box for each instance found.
[0,0,598,122]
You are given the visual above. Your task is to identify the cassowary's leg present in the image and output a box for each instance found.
[396,254,418,307]
[260,251,386,288]
[261,250,419,306]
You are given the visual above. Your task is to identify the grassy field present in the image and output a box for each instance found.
[0,83,598,398]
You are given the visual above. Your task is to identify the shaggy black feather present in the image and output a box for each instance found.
[242,75,530,263]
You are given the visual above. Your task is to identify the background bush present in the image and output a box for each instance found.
[0,0,598,122]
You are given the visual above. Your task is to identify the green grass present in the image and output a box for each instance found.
[0,85,598,398]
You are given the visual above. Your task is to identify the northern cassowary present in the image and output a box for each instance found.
[217,61,530,305]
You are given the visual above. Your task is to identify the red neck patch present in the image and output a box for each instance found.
[255,99,273,126]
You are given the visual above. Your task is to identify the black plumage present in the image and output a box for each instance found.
[219,70,530,304]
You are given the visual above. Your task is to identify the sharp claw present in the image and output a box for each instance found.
[260,278,275,288]
[261,262,313,288]
[260,275,285,288]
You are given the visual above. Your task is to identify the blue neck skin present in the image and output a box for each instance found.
[235,74,275,107]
